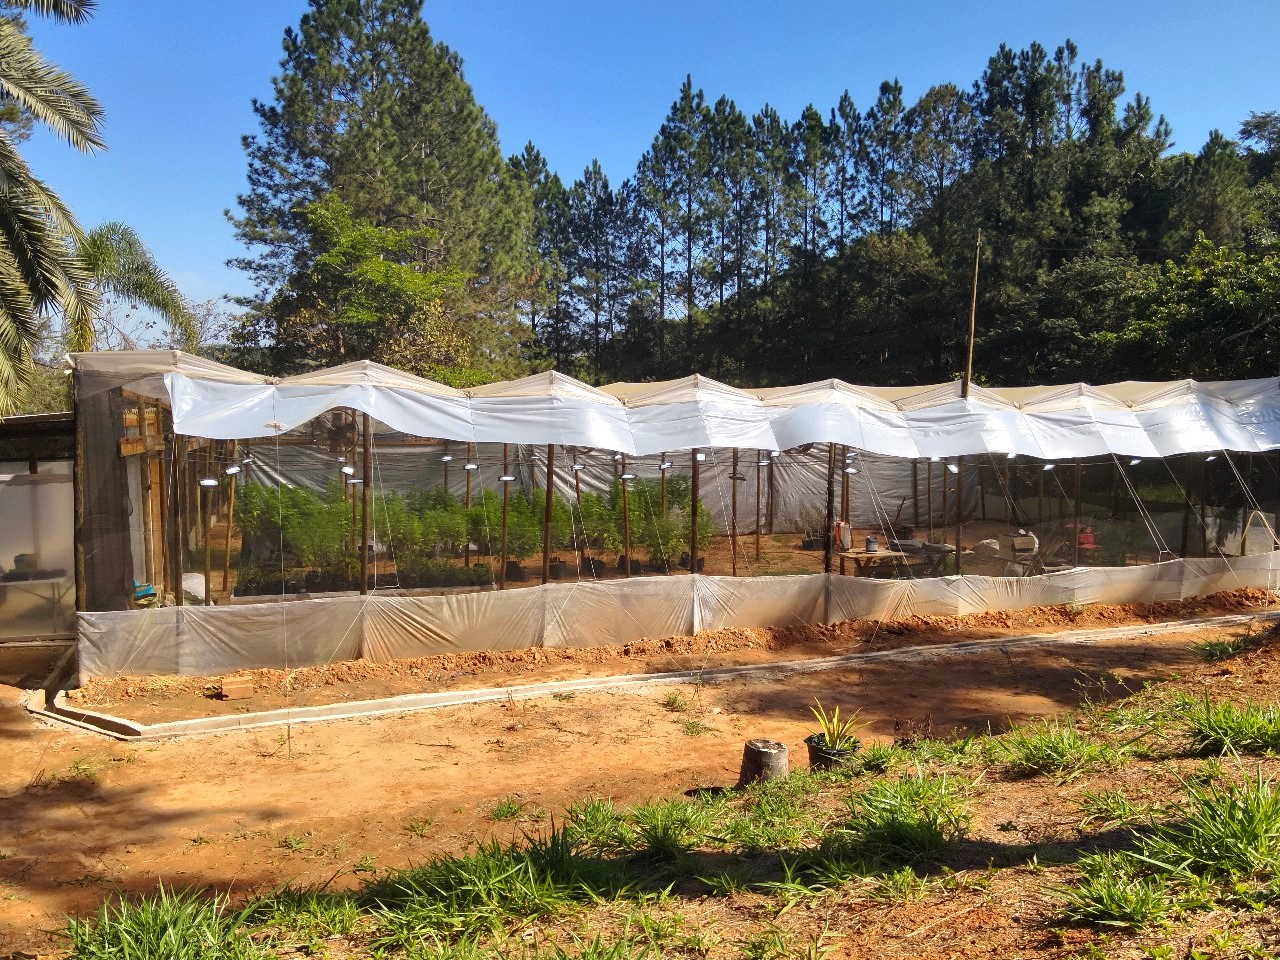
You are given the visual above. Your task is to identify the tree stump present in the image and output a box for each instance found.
[737,739,789,787]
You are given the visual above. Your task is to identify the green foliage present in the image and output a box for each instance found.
[989,718,1119,777]
[1194,632,1259,662]
[1059,852,1176,928]
[628,799,714,860]
[65,887,263,960]
[808,701,863,750]
[563,798,635,854]
[1181,697,1280,755]
[833,773,970,861]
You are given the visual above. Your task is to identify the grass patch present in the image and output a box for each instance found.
[65,887,262,960]
[242,886,360,949]
[1195,631,1259,662]
[488,796,526,822]
[660,691,690,713]
[830,772,970,862]
[1181,696,1280,755]
[1060,773,1280,927]
[564,798,635,854]
[406,815,436,837]
[1078,788,1138,828]
[362,827,629,946]
[682,719,711,737]
[629,798,714,860]
[990,718,1118,778]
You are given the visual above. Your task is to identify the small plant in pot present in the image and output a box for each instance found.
[805,700,863,770]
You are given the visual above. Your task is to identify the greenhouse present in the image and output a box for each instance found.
[66,351,1280,681]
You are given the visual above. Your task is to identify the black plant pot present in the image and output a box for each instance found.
[549,559,567,581]
[805,733,860,771]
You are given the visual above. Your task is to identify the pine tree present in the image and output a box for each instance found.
[229,0,535,376]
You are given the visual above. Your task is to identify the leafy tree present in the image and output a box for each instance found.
[0,0,100,411]
[230,0,535,380]
[77,221,193,348]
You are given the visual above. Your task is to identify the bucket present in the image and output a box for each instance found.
[805,733,860,771]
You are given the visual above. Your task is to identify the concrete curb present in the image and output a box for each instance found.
[25,610,1278,741]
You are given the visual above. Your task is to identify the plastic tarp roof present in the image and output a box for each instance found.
[71,351,1280,459]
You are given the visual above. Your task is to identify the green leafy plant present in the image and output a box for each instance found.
[488,796,526,822]
[1182,696,1280,754]
[65,887,263,960]
[990,718,1118,778]
[808,700,863,750]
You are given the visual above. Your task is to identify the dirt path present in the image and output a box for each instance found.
[0,621,1231,953]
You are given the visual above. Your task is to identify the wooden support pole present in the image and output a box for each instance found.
[766,456,776,535]
[572,455,587,573]
[222,440,238,593]
[157,413,171,599]
[621,454,631,579]
[941,460,949,538]
[1037,467,1044,528]
[912,460,920,528]
[1179,456,1192,558]
[731,448,739,576]
[823,443,836,574]
[755,449,762,561]
[840,445,850,522]
[500,443,510,588]
[464,442,474,567]
[174,435,188,606]
[660,452,667,515]
[542,444,555,584]
[926,460,934,542]
[442,441,450,495]
[360,413,371,595]
[955,456,965,576]
[138,406,156,591]
[72,380,86,612]
[201,476,212,606]
[1073,460,1083,566]
[690,448,701,575]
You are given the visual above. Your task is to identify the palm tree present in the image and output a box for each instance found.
[79,221,194,349]
[0,0,103,411]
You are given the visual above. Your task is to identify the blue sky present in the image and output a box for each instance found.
[23,0,1280,306]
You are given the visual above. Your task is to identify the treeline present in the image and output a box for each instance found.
[230,2,1280,389]
[516,45,1280,386]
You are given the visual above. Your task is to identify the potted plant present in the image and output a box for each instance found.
[805,700,863,770]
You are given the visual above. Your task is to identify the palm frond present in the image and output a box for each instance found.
[0,19,104,152]
[3,0,96,26]
[81,220,191,345]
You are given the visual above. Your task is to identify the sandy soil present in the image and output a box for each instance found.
[0,606,1267,953]
[64,588,1277,725]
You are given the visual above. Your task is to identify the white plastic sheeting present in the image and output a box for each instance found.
[76,554,1280,681]
[70,352,1280,459]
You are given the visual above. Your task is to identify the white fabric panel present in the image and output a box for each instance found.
[626,400,777,456]
[76,554,1280,680]
[362,588,545,662]
[468,396,635,450]
[694,574,827,631]
[543,578,696,648]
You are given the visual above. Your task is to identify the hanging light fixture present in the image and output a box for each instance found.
[199,477,218,487]
[346,478,363,485]
[463,463,478,472]
[929,456,941,463]
[612,453,623,462]
[620,472,637,481]
[1129,459,1142,466]
[1043,464,1055,471]
[571,463,585,473]
[757,459,770,466]
[695,452,707,462]
[844,466,858,475]
[659,461,673,471]
[441,454,454,462]
[1205,455,1218,462]
[340,464,356,476]
[500,474,516,482]
[224,465,241,476]
[947,464,959,475]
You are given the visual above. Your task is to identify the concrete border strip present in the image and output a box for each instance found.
[24,610,1278,741]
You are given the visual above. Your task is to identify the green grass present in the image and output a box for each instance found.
[660,691,690,713]
[682,719,711,737]
[989,718,1119,778]
[362,827,629,947]
[1181,697,1280,755]
[241,886,360,949]
[65,887,262,960]
[564,798,635,854]
[1078,788,1138,828]
[629,799,714,860]
[406,815,436,837]
[831,772,970,862]
[1061,773,1280,927]
[488,796,526,822]
[1194,631,1260,662]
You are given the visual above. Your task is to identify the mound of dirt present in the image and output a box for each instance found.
[65,588,1276,710]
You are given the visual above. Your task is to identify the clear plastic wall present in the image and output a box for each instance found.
[72,385,1280,679]
[0,464,74,638]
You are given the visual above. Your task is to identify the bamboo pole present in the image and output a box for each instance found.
[542,444,555,584]
[823,443,836,575]
[660,451,667,515]
[766,457,775,535]
[755,449,762,561]
[201,471,212,606]
[72,380,86,612]
[464,442,474,567]
[731,448,739,576]
[955,456,964,575]
[1037,467,1044,528]
[174,435,188,607]
[941,460,949,539]
[1073,460,1083,566]
[573,456,587,574]
[500,443,510,588]
[927,460,934,542]
[690,449,701,575]
[138,404,156,590]
[621,453,631,579]
[222,440,238,592]
[360,413,371,595]
[157,413,171,599]
[912,460,920,528]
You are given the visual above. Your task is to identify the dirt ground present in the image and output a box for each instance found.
[0,600,1271,953]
